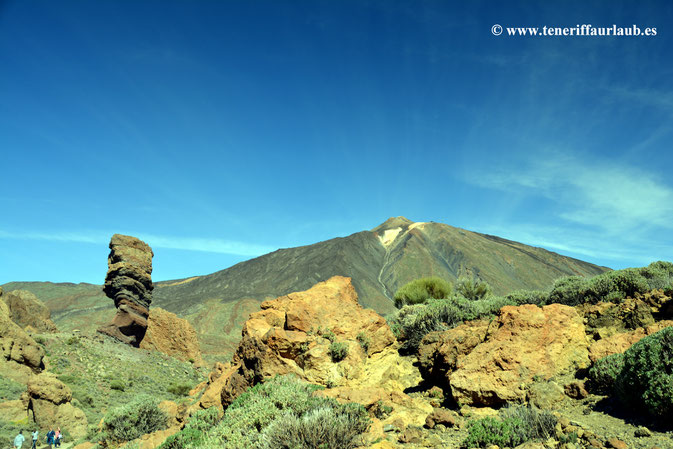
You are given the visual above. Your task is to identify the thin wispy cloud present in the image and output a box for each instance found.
[466,151,673,268]
[476,151,673,234]
[0,230,275,257]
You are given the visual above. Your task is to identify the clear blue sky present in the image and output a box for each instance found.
[1,0,672,284]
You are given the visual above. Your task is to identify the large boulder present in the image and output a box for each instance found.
[139,307,204,365]
[24,372,88,438]
[3,290,58,333]
[419,304,590,407]
[195,277,430,427]
[98,234,154,346]
[0,289,45,378]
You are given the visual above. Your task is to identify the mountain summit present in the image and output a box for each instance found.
[4,218,609,358]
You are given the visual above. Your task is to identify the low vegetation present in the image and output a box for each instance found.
[387,295,512,353]
[388,261,673,354]
[175,375,369,449]
[100,395,167,444]
[393,276,452,308]
[462,405,557,448]
[617,326,673,418]
[455,276,492,301]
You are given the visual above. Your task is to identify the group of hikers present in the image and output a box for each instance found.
[13,427,63,449]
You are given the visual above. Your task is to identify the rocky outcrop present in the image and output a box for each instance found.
[196,277,431,427]
[419,304,590,407]
[23,372,88,438]
[0,289,45,377]
[139,307,204,365]
[588,320,673,362]
[3,289,58,333]
[98,234,154,346]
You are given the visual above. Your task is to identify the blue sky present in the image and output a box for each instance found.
[1,0,672,284]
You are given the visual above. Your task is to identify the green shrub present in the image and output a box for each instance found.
[158,427,202,449]
[329,342,349,362]
[321,329,336,343]
[506,289,547,306]
[356,332,370,354]
[394,277,452,308]
[616,326,673,418]
[546,262,672,307]
[158,407,220,449]
[548,276,589,306]
[260,403,369,449]
[587,353,625,394]
[462,417,524,448]
[388,295,514,353]
[167,382,192,397]
[201,375,369,449]
[102,395,167,443]
[110,380,126,391]
[456,276,492,301]
[499,405,557,442]
[462,405,557,448]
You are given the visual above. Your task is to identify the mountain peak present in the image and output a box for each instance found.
[371,216,414,233]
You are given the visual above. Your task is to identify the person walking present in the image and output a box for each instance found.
[46,428,55,449]
[14,430,25,449]
[54,428,62,448]
[31,429,38,449]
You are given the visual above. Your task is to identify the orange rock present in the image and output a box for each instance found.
[139,307,204,365]
[450,304,589,406]
[197,276,399,411]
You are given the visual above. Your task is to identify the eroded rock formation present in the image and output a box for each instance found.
[0,288,45,379]
[3,289,58,333]
[195,276,431,428]
[22,372,88,438]
[419,303,590,407]
[98,234,154,346]
[139,307,204,365]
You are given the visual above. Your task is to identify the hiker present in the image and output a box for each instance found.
[54,427,62,448]
[46,428,55,449]
[14,430,25,449]
[31,429,38,449]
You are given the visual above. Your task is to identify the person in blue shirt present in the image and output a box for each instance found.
[46,428,55,448]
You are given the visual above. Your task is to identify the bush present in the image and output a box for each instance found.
[387,295,514,353]
[587,353,625,394]
[456,276,492,301]
[329,342,349,362]
[462,406,556,448]
[102,395,167,443]
[394,277,452,308]
[260,403,369,449]
[200,375,370,449]
[616,326,673,418]
[167,382,192,397]
[506,289,547,306]
[356,332,370,354]
[499,405,557,442]
[546,262,672,307]
[110,380,125,391]
[158,407,220,449]
[462,417,524,448]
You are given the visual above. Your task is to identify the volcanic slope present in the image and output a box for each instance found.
[4,217,609,358]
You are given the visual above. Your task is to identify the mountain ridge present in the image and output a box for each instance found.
[3,217,610,359]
